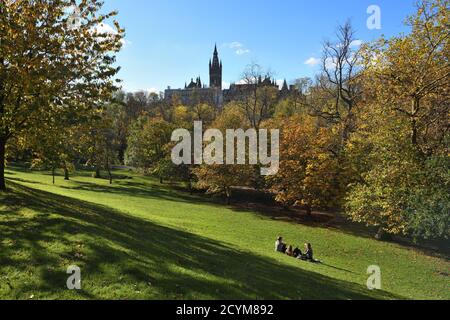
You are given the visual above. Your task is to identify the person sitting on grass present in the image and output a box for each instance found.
[304,243,320,263]
[293,247,302,258]
[275,236,286,253]
[285,245,294,257]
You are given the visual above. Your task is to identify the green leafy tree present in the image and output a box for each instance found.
[267,115,342,215]
[0,0,123,190]
[193,104,256,204]
[360,0,449,153]
[125,117,175,183]
[81,111,119,184]
[345,0,450,240]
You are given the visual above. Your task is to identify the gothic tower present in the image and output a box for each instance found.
[209,44,222,89]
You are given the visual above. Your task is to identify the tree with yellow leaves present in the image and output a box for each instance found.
[193,103,256,204]
[267,115,341,215]
[0,0,124,190]
[360,0,449,155]
[345,0,449,240]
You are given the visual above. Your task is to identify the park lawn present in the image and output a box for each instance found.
[0,167,449,300]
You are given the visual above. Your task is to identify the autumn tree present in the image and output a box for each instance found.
[193,104,256,204]
[29,124,75,184]
[79,110,119,184]
[267,115,341,215]
[172,105,193,128]
[125,117,176,183]
[0,0,123,190]
[107,91,129,163]
[125,91,150,120]
[345,0,449,240]
[360,0,449,155]
[191,103,216,125]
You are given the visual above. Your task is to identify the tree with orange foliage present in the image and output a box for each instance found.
[267,115,341,215]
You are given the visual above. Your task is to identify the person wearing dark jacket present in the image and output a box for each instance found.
[286,245,294,257]
[304,243,317,262]
[293,247,302,258]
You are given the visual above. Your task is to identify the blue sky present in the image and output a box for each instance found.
[101,0,418,93]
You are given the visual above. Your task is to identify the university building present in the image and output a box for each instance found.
[164,45,293,108]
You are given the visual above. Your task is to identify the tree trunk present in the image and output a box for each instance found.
[118,148,125,165]
[64,166,70,180]
[106,160,112,185]
[94,167,101,179]
[225,187,231,205]
[188,179,193,195]
[160,176,163,184]
[411,98,419,146]
[0,138,6,191]
[305,204,312,216]
[52,167,55,185]
[411,118,418,146]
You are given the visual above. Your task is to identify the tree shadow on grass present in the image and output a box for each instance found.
[0,183,404,300]
[5,174,204,207]
[58,179,217,206]
[6,177,45,186]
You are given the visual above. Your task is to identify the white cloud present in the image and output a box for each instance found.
[93,23,131,47]
[94,22,116,35]
[276,79,285,89]
[120,85,161,94]
[325,57,338,69]
[336,40,363,49]
[229,42,243,49]
[350,39,363,47]
[304,57,321,66]
[224,42,251,55]
[235,48,251,55]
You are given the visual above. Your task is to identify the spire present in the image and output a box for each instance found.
[281,79,290,95]
[210,43,222,89]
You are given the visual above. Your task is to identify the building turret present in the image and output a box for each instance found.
[209,44,222,89]
[281,79,290,96]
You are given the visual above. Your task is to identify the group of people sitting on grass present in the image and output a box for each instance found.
[275,236,320,263]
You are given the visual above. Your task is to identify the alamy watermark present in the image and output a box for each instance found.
[171,121,280,176]
[367,5,382,30]
[66,265,81,290]
[67,5,81,30]
[367,265,381,290]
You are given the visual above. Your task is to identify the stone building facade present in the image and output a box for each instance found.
[164,45,292,108]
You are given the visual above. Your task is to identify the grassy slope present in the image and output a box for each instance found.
[1,167,449,300]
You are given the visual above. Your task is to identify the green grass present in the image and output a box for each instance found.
[1,167,449,300]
